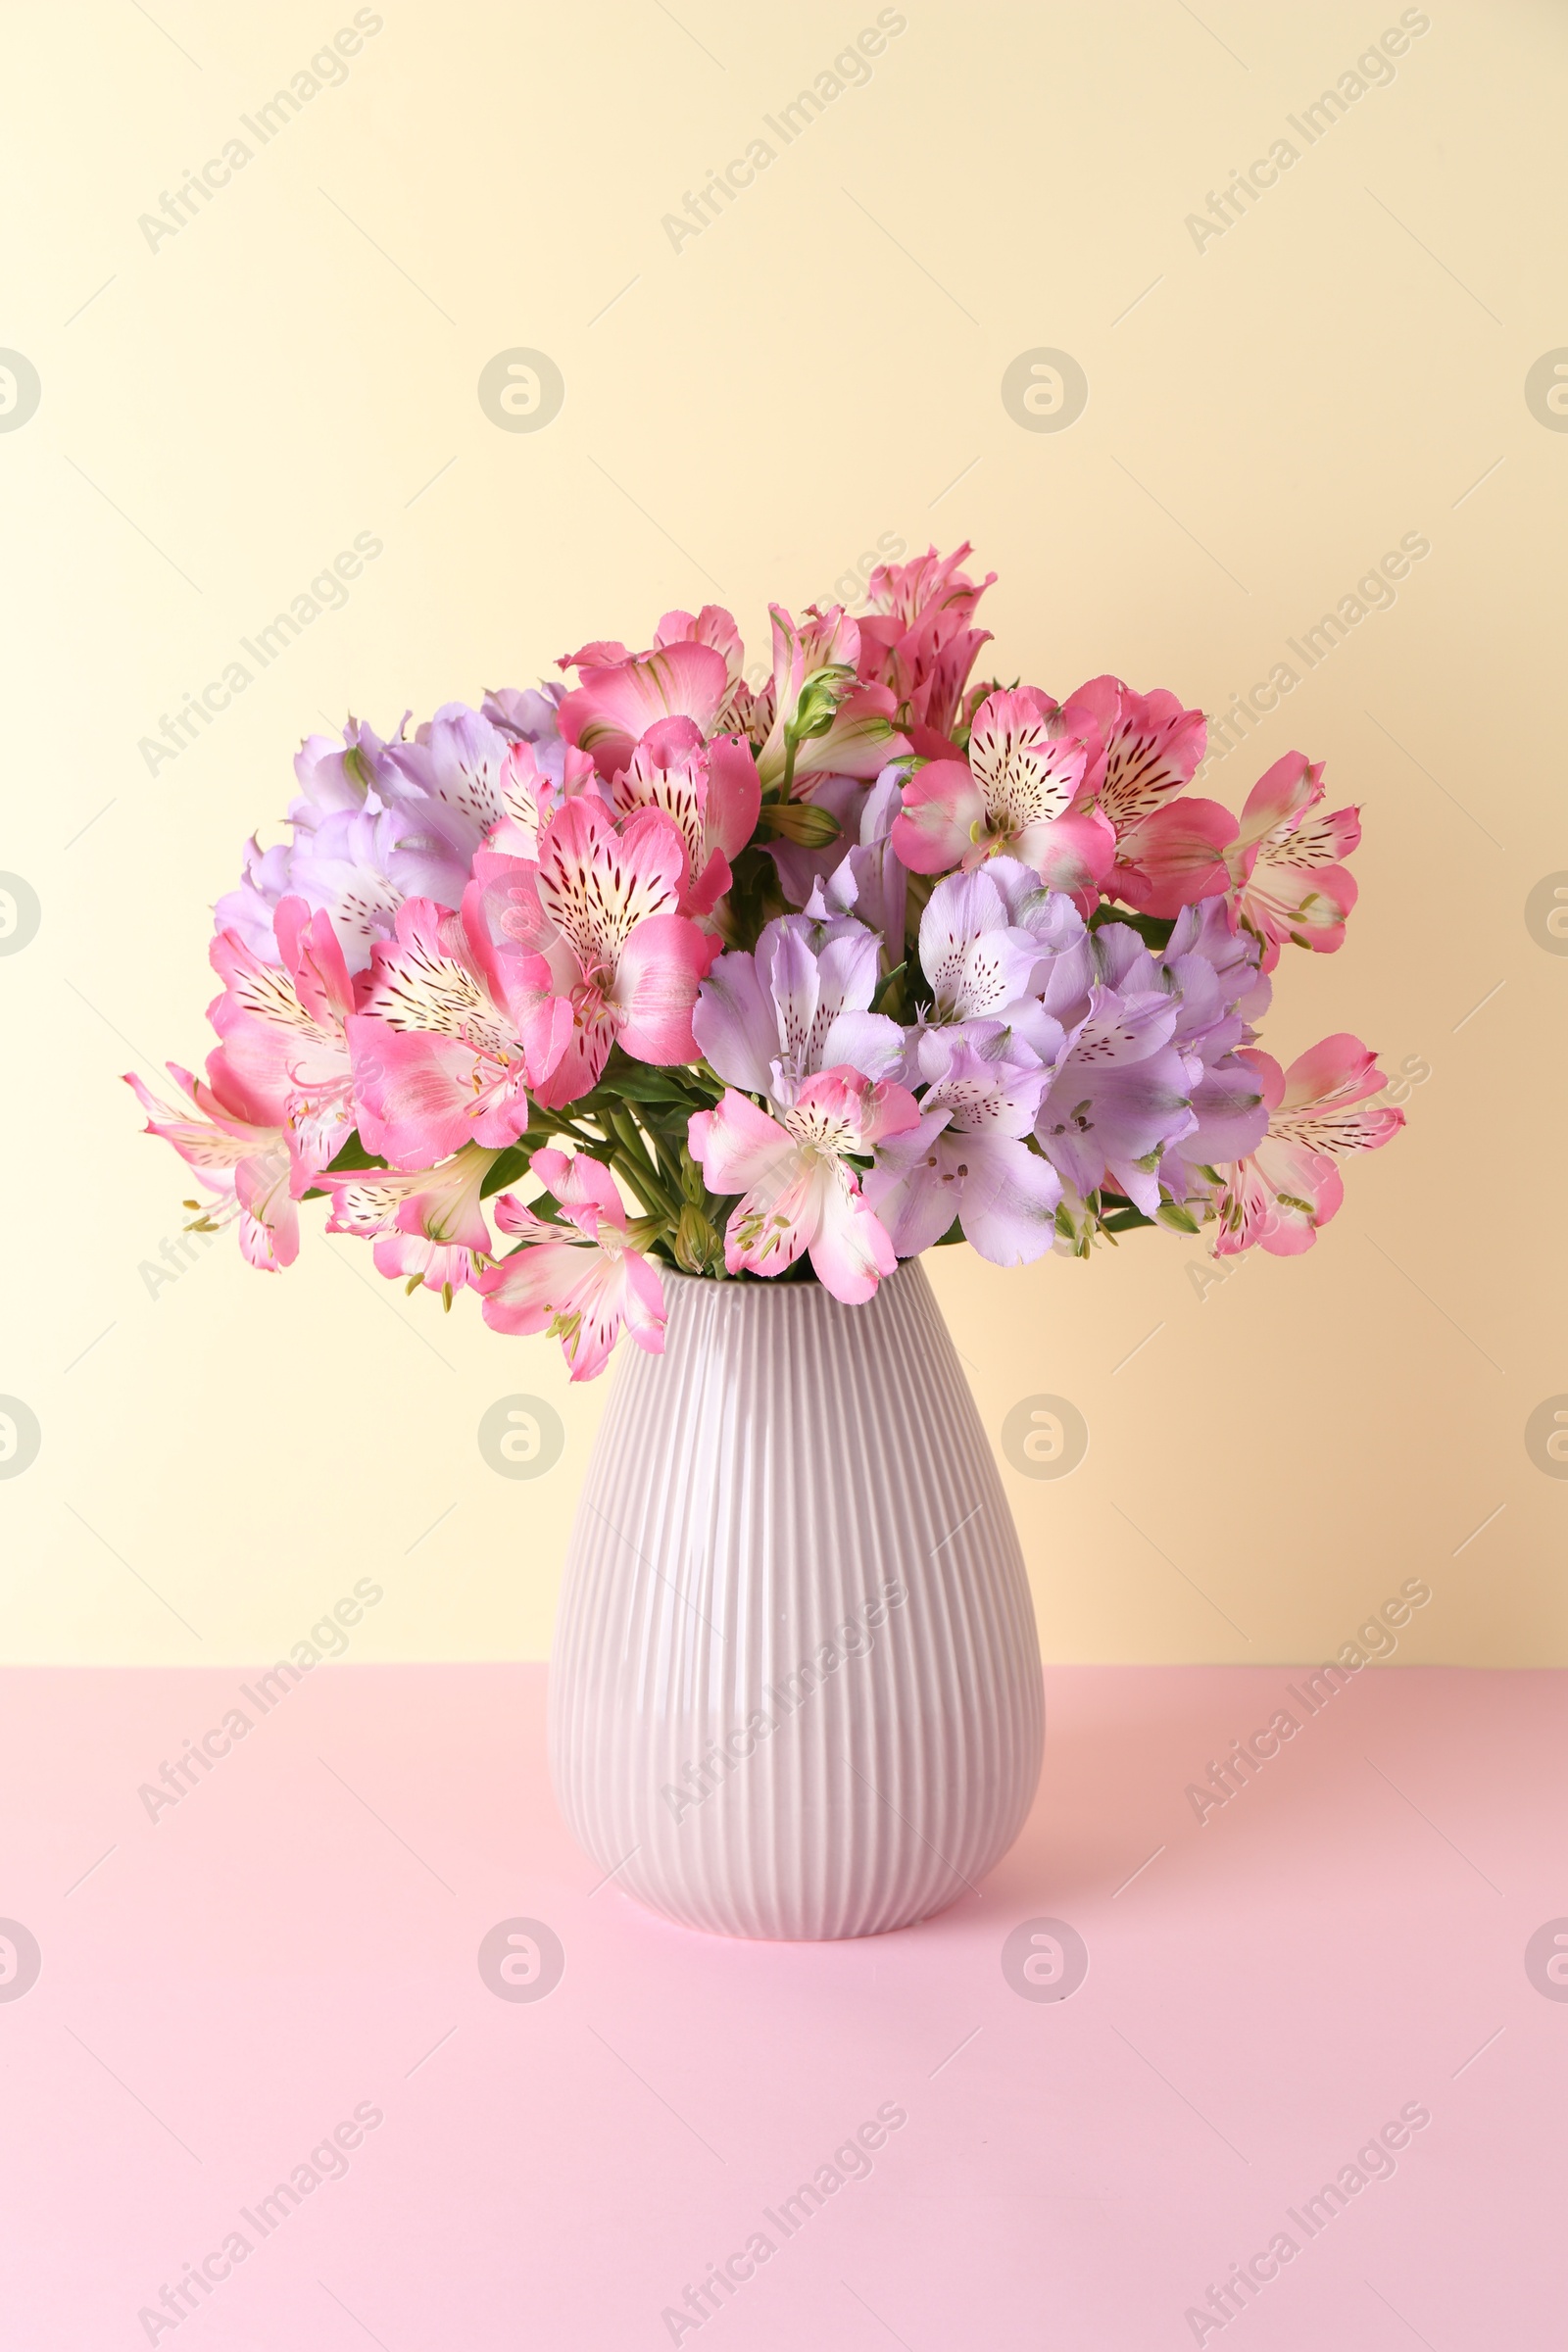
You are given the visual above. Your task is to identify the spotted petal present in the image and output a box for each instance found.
[558,643,731,780]
[534,800,685,976]
[968,688,1090,834]
[1060,675,1206,833]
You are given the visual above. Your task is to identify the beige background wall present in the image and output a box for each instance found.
[2,0,1563,1666]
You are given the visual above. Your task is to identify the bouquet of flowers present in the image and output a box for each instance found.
[131,545,1402,1378]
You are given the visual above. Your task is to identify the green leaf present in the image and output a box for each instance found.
[600,1065,702,1104]
[1089,906,1177,951]
[321,1130,386,1175]
[479,1146,534,1199]
[870,960,907,1015]
[1101,1204,1155,1233]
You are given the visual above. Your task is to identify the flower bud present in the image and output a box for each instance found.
[674,1203,717,1273]
[679,1152,709,1206]
[754,802,844,848]
[786,662,856,745]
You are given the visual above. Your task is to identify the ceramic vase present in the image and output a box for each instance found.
[549,1258,1043,1940]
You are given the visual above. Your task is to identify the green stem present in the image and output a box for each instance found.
[608,1113,680,1220]
[607,1151,669,1222]
[530,1107,602,1151]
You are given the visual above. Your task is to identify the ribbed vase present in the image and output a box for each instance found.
[548,1258,1043,1940]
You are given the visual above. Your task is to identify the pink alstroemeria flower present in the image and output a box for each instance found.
[1054,675,1210,901]
[125,1055,297,1270]
[1212,1035,1402,1255]
[755,605,906,797]
[558,639,734,783]
[478,1150,666,1380]
[207,897,359,1194]
[471,798,716,1108]
[320,1141,499,1297]
[1224,756,1360,968]
[347,889,570,1168]
[856,541,997,745]
[654,605,747,704]
[688,1068,919,1302]
[608,715,760,916]
[483,736,602,861]
[1114,753,1359,959]
[892,687,1115,901]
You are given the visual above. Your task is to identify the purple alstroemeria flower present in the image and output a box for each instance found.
[865,1025,1061,1265]
[214,835,295,965]
[379,702,518,871]
[693,911,904,1109]
[215,714,399,962]
[284,807,474,975]
[810,764,909,960]
[912,865,1046,1029]
[480,681,566,745]
[1034,985,1196,1215]
[1156,897,1272,1202]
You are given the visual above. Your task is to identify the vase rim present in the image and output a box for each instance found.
[656,1256,928,1301]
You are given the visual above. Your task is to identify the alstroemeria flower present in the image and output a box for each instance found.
[856,541,997,744]
[608,715,760,916]
[865,1029,1060,1264]
[558,640,734,783]
[272,804,473,975]
[207,896,359,1193]
[1034,988,1196,1214]
[472,798,716,1107]
[125,1054,297,1270]
[480,681,567,744]
[1150,906,1271,1206]
[559,606,746,700]
[654,605,747,705]
[914,864,1050,1035]
[811,766,909,959]
[346,888,570,1166]
[1213,1035,1402,1255]
[288,714,395,827]
[214,710,465,973]
[754,604,906,797]
[478,1149,666,1380]
[982,859,1098,1028]
[892,687,1115,899]
[1054,673,1206,849]
[694,911,904,1106]
[1161,894,1273,1029]
[483,736,602,861]
[1053,673,1219,917]
[1224,756,1360,968]
[320,1141,499,1296]
[1113,753,1359,957]
[688,1069,919,1301]
[380,702,528,870]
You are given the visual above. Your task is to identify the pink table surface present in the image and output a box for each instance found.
[0,1661,1562,2351]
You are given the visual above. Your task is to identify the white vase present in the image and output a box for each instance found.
[548,1257,1044,1940]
